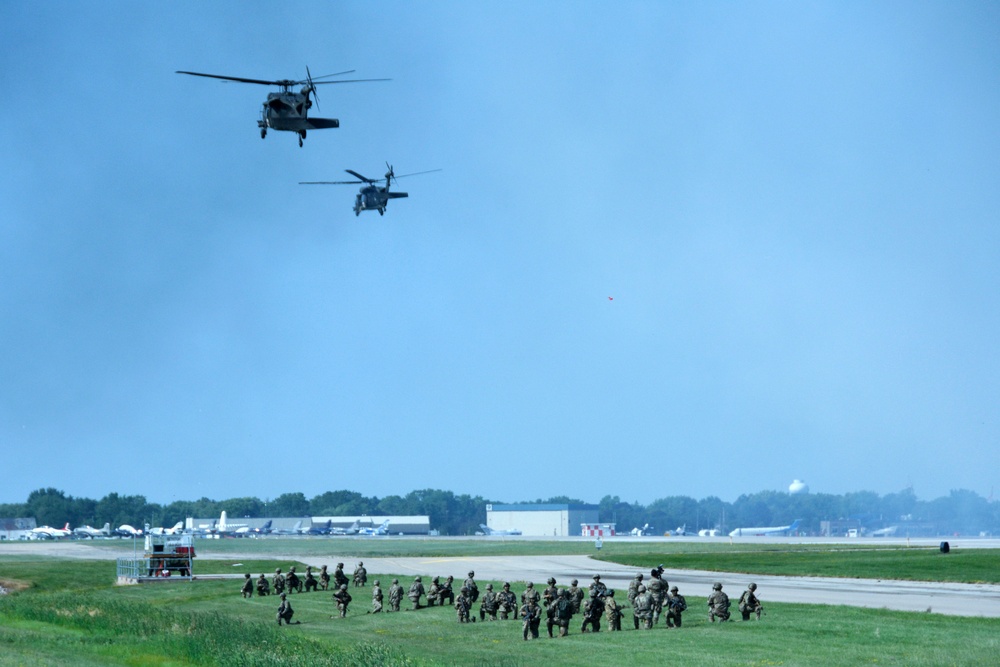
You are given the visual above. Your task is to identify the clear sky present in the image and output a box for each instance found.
[2,2,998,506]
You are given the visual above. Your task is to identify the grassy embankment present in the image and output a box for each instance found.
[2,553,999,666]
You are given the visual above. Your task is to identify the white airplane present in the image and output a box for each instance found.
[149,522,184,536]
[631,523,656,537]
[669,524,690,536]
[234,520,273,537]
[272,520,304,536]
[114,524,143,538]
[870,526,899,537]
[698,528,721,537]
[728,519,802,537]
[330,520,360,536]
[215,511,248,536]
[478,524,522,536]
[358,519,391,536]
[73,523,111,538]
[30,523,73,539]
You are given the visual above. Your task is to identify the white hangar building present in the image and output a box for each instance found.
[486,503,599,537]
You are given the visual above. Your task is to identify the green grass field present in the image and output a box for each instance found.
[2,553,999,666]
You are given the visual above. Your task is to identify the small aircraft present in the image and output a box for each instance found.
[870,525,899,537]
[149,522,184,536]
[175,67,389,146]
[358,519,391,536]
[478,524,522,536]
[73,522,112,539]
[669,525,690,536]
[698,528,721,537]
[630,523,656,537]
[300,164,441,216]
[329,520,360,536]
[302,519,333,536]
[30,523,73,539]
[728,519,802,537]
[114,524,143,538]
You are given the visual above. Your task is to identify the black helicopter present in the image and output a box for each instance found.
[175,67,388,146]
[300,164,441,216]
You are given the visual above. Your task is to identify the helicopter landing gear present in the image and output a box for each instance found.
[260,128,267,139]
[378,208,384,216]
[298,130,306,147]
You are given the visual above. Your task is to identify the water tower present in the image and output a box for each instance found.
[789,479,809,495]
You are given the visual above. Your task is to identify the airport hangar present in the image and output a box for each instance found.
[486,503,600,537]
[188,515,430,535]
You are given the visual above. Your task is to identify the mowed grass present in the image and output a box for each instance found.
[1,556,999,666]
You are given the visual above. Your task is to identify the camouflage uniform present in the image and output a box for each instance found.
[256,574,270,596]
[589,574,608,597]
[464,571,479,603]
[272,568,286,596]
[581,589,604,633]
[286,567,301,594]
[319,565,330,591]
[371,580,383,613]
[543,578,559,611]
[427,577,442,606]
[547,589,574,637]
[520,600,541,640]
[456,587,474,623]
[521,582,541,608]
[707,583,730,622]
[440,576,455,606]
[304,571,318,592]
[241,573,254,598]
[332,584,352,618]
[276,594,294,625]
[632,585,653,629]
[479,583,498,621]
[739,583,762,621]
[353,562,367,587]
[604,590,623,631]
[388,579,403,612]
[666,586,687,628]
[627,573,643,606]
[497,583,518,619]
[568,580,584,614]
[408,576,425,610]
[333,563,349,589]
[646,569,667,626]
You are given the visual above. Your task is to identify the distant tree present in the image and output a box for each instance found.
[220,497,265,519]
[26,488,75,527]
[269,492,310,517]
[310,491,367,515]
[374,495,408,515]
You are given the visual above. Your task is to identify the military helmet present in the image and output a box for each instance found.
[392,578,399,584]
[670,586,679,592]
[637,584,646,593]
[358,561,363,566]
[374,580,380,586]
[276,568,281,573]
[340,584,347,590]
[608,589,615,596]
[749,583,757,590]
[244,573,251,578]
[280,593,286,598]
[486,583,493,590]
[559,589,568,597]
[289,566,295,572]
[447,575,454,581]
[637,573,644,580]
[590,589,599,597]
[547,577,555,585]
[651,568,659,577]
[432,576,440,583]
[503,582,510,588]
[593,574,601,580]
[571,579,578,586]
[713,582,722,590]
[461,586,469,593]
[414,576,422,582]
[337,563,344,568]
[526,582,533,588]
[468,571,475,577]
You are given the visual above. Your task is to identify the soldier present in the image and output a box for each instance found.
[272,568,286,596]
[276,593,294,625]
[388,578,403,612]
[666,585,687,628]
[604,589,623,631]
[647,568,667,626]
[543,577,559,611]
[353,561,367,587]
[334,563,349,589]
[286,566,301,594]
[628,573,644,606]
[497,582,518,619]
[319,565,331,591]
[480,583,498,621]
[456,586,474,623]
[304,567,318,593]
[632,584,653,630]
[256,573,271,596]
[521,582,541,607]
[408,576,425,610]
[240,573,254,598]
[581,589,604,633]
[708,582,731,622]
[548,589,574,637]
[567,579,584,614]
[739,583,763,621]
[370,579,384,614]
[332,583,352,618]
[590,574,608,597]
[464,571,479,603]
[427,576,442,606]
[520,597,541,640]
[440,575,455,606]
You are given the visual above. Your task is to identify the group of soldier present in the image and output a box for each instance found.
[239,562,763,633]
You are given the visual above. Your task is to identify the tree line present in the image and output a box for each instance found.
[2,487,997,536]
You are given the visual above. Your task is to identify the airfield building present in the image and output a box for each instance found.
[486,503,600,537]
[311,515,431,535]
[0,517,36,540]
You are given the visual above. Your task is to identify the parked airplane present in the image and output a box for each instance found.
[73,523,112,538]
[358,520,391,536]
[215,511,249,536]
[698,528,721,537]
[870,526,899,537]
[478,524,522,536]
[330,520,360,536]
[150,522,184,536]
[303,520,333,536]
[272,520,304,536]
[30,523,73,539]
[114,524,143,538]
[233,519,273,537]
[728,519,802,537]
[669,525,690,536]
[630,523,656,537]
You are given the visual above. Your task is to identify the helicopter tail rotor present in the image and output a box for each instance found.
[304,66,320,111]
[385,162,395,189]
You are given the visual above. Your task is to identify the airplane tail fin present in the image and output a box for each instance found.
[102,523,111,533]
[788,520,801,532]
[63,523,71,531]
[219,511,228,532]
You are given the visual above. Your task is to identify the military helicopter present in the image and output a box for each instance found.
[300,164,441,216]
[175,68,389,146]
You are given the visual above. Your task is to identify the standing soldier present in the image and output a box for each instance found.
[334,563,349,589]
[464,571,479,603]
[388,578,403,612]
[370,580,384,614]
[480,583,498,621]
[567,579,584,614]
[256,573,271,596]
[708,582,731,622]
[647,568,667,626]
[628,573,644,606]
[240,573,254,598]
[319,565,331,591]
[581,589,604,633]
[520,596,541,640]
[666,585,687,628]
[304,567,318,593]
[497,582,518,619]
[632,584,653,629]
[286,566,301,594]
[590,574,608,597]
[739,583,763,621]
[332,584,352,618]
[548,589,574,637]
[604,590,623,631]
[426,576,442,606]
[407,576,425,610]
[272,568,286,596]
[276,593,294,625]
[521,582,541,607]
[353,561,367,587]
[543,577,559,610]
[455,587,473,623]
[440,575,455,605]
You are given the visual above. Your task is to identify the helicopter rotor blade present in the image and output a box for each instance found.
[305,70,357,81]
[299,180,363,185]
[305,66,319,111]
[345,169,376,183]
[175,71,284,86]
[308,78,392,85]
[390,168,444,179]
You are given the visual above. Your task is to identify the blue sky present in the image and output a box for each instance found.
[2,2,998,505]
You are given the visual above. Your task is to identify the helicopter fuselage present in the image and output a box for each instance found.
[258,90,340,135]
[355,185,407,216]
